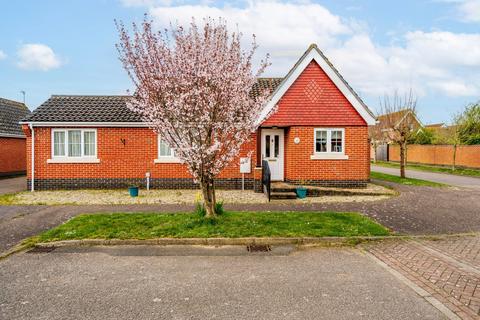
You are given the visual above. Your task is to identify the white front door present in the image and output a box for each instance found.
[261,129,284,181]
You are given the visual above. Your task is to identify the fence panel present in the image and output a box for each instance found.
[388,144,480,169]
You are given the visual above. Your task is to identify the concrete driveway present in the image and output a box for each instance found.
[0,176,26,195]
[371,165,480,189]
[0,246,446,320]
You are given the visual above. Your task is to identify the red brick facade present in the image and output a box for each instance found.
[24,126,258,189]
[283,126,369,184]
[24,56,371,190]
[0,137,27,176]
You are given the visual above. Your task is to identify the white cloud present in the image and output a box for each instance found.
[124,0,480,99]
[17,44,63,71]
[453,0,480,22]
[0,50,6,60]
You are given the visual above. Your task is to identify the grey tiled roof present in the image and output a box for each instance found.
[251,78,283,98]
[23,95,142,123]
[23,79,284,123]
[0,98,30,136]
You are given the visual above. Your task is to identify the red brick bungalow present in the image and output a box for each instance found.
[0,98,30,177]
[21,44,376,191]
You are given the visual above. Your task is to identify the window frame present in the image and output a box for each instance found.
[311,128,348,160]
[154,135,181,163]
[49,128,99,163]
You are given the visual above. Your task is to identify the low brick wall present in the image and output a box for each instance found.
[285,179,368,188]
[28,177,254,191]
[389,144,480,169]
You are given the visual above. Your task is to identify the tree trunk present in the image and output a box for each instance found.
[452,144,457,171]
[400,142,406,178]
[372,142,377,163]
[200,177,216,218]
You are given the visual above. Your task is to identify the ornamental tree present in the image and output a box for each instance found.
[378,90,419,178]
[116,17,271,217]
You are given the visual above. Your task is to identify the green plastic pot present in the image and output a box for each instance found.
[296,187,307,199]
[128,186,139,197]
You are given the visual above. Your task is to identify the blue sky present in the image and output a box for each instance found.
[1,0,480,124]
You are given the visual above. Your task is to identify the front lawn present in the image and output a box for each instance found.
[34,211,389,242]
[371,171,446,187]
[373,161,480,178]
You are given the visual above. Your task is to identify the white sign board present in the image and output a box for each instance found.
[240,157,251,173]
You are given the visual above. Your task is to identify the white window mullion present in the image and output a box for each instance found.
[326,130,331,153]
[64,130,68,157]
[80,130,85,157]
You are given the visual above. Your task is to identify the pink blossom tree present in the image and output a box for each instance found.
[116,17,272,217]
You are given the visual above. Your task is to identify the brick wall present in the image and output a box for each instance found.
[24,126,257,189]
[389,144,480,169]
[284,126,369,187]
[0,137,26,176]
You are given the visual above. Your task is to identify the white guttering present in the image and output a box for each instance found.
[18,122,148,127]
[29,123,34,192]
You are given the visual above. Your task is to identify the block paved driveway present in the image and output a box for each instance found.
[365,235,480,320]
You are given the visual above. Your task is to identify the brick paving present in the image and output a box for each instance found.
[366,235,480,319]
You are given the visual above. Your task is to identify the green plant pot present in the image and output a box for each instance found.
[128,186,139,197]
[296,187,307,199]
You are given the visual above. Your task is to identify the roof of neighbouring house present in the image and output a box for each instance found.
[0,98,30,137]
[425,122,445,128]
[376,109,422,128]
[22,78,284,123]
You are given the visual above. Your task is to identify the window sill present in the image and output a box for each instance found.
[154,158,182,164]
[310,154,349,160]
[47,158,100,164]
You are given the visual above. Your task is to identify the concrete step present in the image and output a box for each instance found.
[271,187,297,193]
[270,191,297,200]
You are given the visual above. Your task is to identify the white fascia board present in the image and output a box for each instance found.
[18,122,148,127]
[258,47,376,126]
[0,133,26,138]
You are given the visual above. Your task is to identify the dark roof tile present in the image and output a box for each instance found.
[23,95,142,123]
[24,79,284,123]
[0,98,30,136]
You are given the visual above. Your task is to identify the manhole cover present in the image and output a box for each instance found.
[246,244,271,252]
[27,246,56,253]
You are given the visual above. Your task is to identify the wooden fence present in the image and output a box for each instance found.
[388,144,480,169]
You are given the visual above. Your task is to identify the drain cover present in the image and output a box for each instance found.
[27,246,56,253]
[246,244,272,252]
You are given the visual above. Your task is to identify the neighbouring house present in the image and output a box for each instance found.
[0,98,30,177]
[370,109,422,161]
[21,44,376,191]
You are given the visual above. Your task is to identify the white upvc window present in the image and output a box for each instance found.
[48,129,99,163]
[154,135,181,163]
[311,128,348,160]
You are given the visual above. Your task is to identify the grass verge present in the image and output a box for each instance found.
[35,211,389,242]
[373,161,480,178]
[371,171,447,187]
[0,193,17,205]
